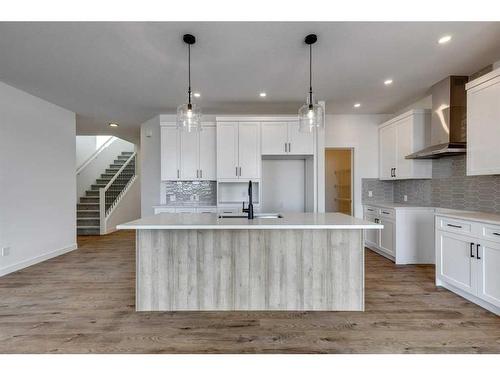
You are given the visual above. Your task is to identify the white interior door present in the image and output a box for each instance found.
[217,122,239,179]
[180,130,199,180]
[160,127,180,180]
[261,122,288,155]
[437,231,476,295]
[199,126,216,180]
[379,218,395,256]
[379,124,397,180]
[238,122,260,179]
[288,122,314,155]
[477,240,500,308]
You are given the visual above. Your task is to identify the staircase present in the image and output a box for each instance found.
[77,151,135,235]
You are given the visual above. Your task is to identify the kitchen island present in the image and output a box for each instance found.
[117,212,382,312]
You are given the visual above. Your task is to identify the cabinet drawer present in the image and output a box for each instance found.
[379,208,395,220]
[480,224,500,243]
[364,205,378,215]
[437,217,473,235]
[154,207,176,214]
[196,207,217,214]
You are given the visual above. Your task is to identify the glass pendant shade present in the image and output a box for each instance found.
[298,98,324,133]
[177,102,202,132]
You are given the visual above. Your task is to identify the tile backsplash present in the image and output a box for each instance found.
[362,155,500,214]
[161,181,217,206]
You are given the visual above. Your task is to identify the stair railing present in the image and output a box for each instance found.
[99,152,137,234]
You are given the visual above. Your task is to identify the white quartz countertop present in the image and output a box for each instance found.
[117,212,383,230]
[364,202,435,210]
[435,208,500,226]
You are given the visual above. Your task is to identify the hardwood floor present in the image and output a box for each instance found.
[0,230,498,353]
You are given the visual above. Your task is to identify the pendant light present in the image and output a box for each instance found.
[177,34,202,132]
[298,34,324,133]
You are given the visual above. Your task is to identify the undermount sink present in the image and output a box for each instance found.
[218,213,283,219]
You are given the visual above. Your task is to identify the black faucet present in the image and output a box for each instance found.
[242,180,254,219]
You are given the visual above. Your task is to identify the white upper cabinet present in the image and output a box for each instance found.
[238,122,260,179]
[261,121,314,155]
[198,126,216,180]
[261,122,288,154]
[378,109,432,180]
[466,69,500,176]
[160,124,216,181]
[161,127,180,180]
[287,122,314,155]
[217,121,261,180]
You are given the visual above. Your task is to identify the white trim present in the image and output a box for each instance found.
[379,109,429,129]
[216,116,299,122]
[160,121,216,127]
[0,243,78,277]
[466,66,500,91]
[76,136,116,175]
[437,279,500,316]
[365,245,396,262]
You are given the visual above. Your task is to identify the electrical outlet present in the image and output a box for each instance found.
[169,194,176,202]
[1,247,10,257]
[404,195,408,202]
[194,194,199,201]
[368,191,373,197]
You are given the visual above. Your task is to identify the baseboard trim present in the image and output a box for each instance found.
[437,279,500,316]
[365,244,395,262]
[0,243,78,277]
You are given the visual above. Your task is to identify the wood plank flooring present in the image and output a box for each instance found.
[0,230,498,353]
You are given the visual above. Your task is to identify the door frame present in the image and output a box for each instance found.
[324,147,354,215]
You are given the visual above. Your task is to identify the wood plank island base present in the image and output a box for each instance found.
[117,213,383,311]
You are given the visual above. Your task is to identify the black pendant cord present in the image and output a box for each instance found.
[309,43,313,108]
[188,44,192,106]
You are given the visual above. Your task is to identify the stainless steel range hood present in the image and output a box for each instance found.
[406,76,468,159]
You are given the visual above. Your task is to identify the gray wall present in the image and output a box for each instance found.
[362,154,500,214]
[0,81,76,276]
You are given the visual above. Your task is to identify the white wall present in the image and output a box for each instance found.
[76,136,96,168]
[321,114,389,218]
[0,82,77,276]
[140,115,162,217]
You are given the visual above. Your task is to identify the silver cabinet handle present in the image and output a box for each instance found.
[239,166,242,176]
[177,169,180,179]
[236,166,238,177]
[285,143,287,152]
[200,169,203,179]
[196,170,199,178]
[289,142,291,153]
[367,208,374,212]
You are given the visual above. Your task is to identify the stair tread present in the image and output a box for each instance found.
[76,225,100,229]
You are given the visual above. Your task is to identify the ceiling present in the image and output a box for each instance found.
[1,22,500,141]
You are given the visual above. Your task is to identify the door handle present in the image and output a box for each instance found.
[476,244,481,260]
[470,242,475,258]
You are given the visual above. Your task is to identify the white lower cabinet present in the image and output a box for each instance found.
[436,215,500,315]
[363,204,435,264]
[154,207,217,214]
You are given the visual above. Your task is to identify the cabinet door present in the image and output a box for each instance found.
[477,240,500,308]
[379,124,397,180]
[379,218,395,256]
[199,126,216,180]
[288,122,314,155]
[160,127,180,180]
[364,214,379,249]
[467,79,500,175]
[238,122,260,179]
[436,230,476,295]
[395,116,413,179]
[179,130,199,180]
[261,122,288,155]
[217,122,239,179]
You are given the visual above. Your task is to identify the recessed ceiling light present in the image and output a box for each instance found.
[109,123,119,127]
[438,35,452,44]
[259,92,267,97]
[384,79,393,85]
[353,103,361,108]
[193,92,201,98]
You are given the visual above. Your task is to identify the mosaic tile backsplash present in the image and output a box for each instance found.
[362,154,500,214]
[162,181,217,206]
